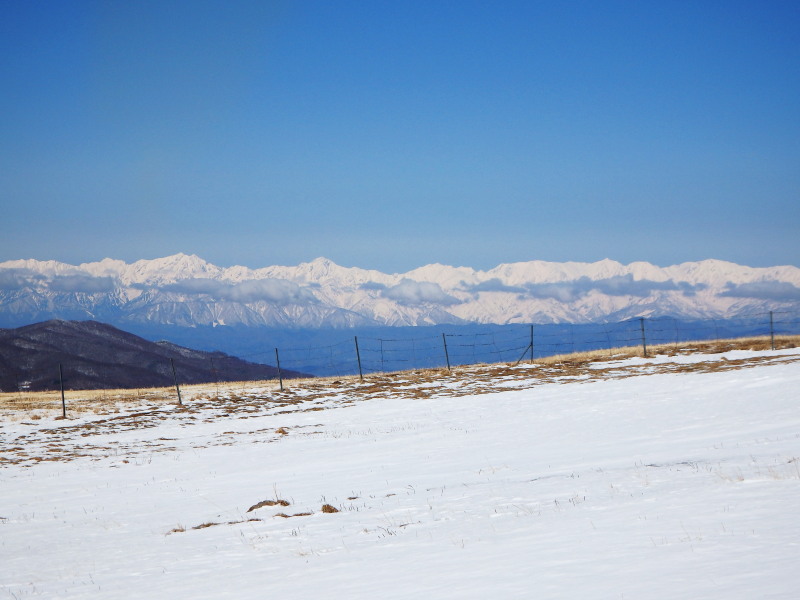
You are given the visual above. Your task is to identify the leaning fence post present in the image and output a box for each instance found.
[170,358,182,405]
[639,317,648,358]
[769,311,775,350]
[354,336,363,381]
[442,333,451,372]
[275,348,284,391]
[59,363,66,418]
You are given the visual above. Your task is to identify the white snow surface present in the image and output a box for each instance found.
[2,349,800,599]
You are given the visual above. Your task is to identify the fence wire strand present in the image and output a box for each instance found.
[16,310,799,391]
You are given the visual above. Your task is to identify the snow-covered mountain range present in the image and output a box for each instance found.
[1,254,799,328]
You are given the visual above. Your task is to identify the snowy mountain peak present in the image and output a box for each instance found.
[297,257,342,280]
[126,253,220,285]
[0,254,798,328]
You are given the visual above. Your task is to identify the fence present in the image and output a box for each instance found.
[7,310,800,406]
[245,309,800,379]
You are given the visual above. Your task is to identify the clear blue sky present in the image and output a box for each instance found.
[1,0,798,272]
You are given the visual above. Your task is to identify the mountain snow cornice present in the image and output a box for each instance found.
[1,254,799,327]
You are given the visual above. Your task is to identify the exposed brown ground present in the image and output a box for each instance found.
[2,335,798,421]
[1,335,798,469]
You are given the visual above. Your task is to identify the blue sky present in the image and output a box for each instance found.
[1,0,798,273]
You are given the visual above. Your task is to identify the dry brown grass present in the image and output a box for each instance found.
[167,517,262,534]
[0,384,181,419]
[530,335,800,367]
[246,499,291,512]
[2,335,797,421]
[3,334,797,469]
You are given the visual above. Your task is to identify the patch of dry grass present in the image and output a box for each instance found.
[167,517,262,534]
[3,334,797,469]
[247,498,291,512]
[0,385,180,420]
[2,335,797,422]
[531,335,800,367]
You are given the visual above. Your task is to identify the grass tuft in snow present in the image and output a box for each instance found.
[247,499,290,512]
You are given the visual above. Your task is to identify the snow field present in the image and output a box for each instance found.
[2,349,799,599]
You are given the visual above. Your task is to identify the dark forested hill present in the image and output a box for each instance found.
[0,320,309,392]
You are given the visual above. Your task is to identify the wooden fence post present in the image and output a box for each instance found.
[275,348,284,391]
[530,325,534,364]
[170,358,182,405]
[770,311,775,350]
[442,333,451,372]
[354,337,363,381]
[639,318,648,358]
[59,364,66,418]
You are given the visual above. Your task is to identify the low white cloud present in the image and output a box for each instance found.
[0,268,44,290]
[48,275,117,294]
[720,281,800,302]
[161,278,223,296]
[382,279,460,306]
[522,275,704,302]
[359,282,387,291]
[164,278,316,305]
[462,279,526,294]
[224,279,316,304]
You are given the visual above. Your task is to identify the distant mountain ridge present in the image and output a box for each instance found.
[1,254,799,329]
[0,320,308,392]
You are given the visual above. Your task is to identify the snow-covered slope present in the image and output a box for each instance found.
[1,254,799,327]
[2,348,799,598]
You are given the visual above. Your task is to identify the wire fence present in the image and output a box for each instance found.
[241,309,800,379]
[6,310,799,401]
